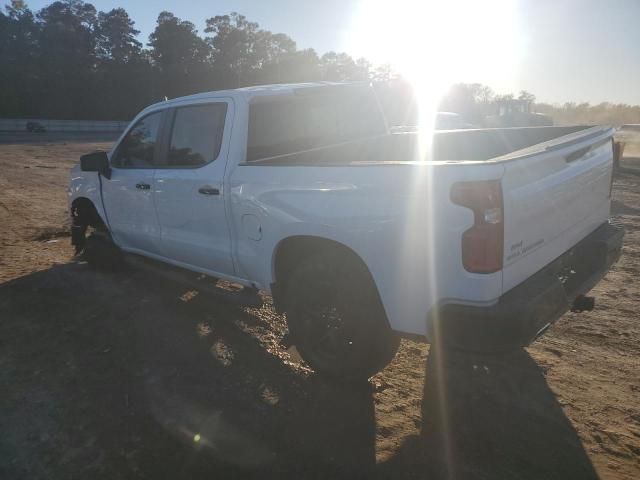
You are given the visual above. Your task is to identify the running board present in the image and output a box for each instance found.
[124,254,263,308]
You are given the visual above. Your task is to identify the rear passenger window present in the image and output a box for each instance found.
[112,111,163,168]
[167,103,227,167]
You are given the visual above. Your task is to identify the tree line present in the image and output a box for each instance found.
[2,0,639,125]
[434,83,640,127]
[535,102,640,127]
[0,0,376,120]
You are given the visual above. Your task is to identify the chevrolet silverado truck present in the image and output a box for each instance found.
[69,82,624,379]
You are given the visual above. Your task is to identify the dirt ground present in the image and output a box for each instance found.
[1,135,639,480]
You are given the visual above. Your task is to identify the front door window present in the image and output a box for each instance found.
[112,111,163,168]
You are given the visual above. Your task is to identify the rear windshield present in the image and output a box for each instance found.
[247,91,386,162]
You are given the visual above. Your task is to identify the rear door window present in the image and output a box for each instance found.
[166,103,228,167]
[112,111,163,168]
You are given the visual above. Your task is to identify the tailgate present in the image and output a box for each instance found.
[500,126,615,293]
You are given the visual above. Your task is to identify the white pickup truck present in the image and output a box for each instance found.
[69,82,624,379]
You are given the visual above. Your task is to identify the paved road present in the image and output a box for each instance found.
[0,131,120,144]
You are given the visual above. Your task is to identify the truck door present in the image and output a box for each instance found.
[101,110,165,255]
[153,100,235,276]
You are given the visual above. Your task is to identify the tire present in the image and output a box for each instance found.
[82,232,122,270]
[284,249,400,380]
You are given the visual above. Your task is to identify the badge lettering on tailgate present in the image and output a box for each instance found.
[506,238,544,262]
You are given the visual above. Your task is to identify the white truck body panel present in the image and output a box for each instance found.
[100,165,161,254]
[228,162,507,335]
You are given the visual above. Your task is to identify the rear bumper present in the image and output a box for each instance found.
[428,220,625,351]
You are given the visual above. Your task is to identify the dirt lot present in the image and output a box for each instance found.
[1,135,639,479]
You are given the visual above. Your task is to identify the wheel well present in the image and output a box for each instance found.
[272,236,379,312]
[71,197,105,230]
[71,198,107,252]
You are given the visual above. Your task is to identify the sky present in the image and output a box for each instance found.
[24,0,640,105]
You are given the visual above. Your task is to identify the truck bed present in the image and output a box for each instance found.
[243,125,595,165]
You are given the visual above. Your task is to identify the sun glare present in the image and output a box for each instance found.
[348,3,519,471]
[348,0,520,154]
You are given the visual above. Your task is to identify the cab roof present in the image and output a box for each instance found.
[141,81,371,114]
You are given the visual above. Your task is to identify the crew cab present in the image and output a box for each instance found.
[69,82,624,379]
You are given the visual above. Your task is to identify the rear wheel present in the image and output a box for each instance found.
[284,250,400,381]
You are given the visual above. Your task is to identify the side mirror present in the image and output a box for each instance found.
[80,151,111,179]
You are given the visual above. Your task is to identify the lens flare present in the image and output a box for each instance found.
[348,1,520,471]
[348,0,520,152]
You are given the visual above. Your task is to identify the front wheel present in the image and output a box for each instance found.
[71,201,121,270]
[284,250,400,381]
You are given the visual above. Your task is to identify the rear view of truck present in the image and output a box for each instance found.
[434,126,624,350]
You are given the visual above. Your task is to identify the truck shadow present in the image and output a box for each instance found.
[0,262,375,479]
[0,262,596,479]
[380,347,599,479]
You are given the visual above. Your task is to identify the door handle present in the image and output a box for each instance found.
[198,186,220,195]
[136,183,151,190]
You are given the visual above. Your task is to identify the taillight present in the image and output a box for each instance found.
[451,180,504,274]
